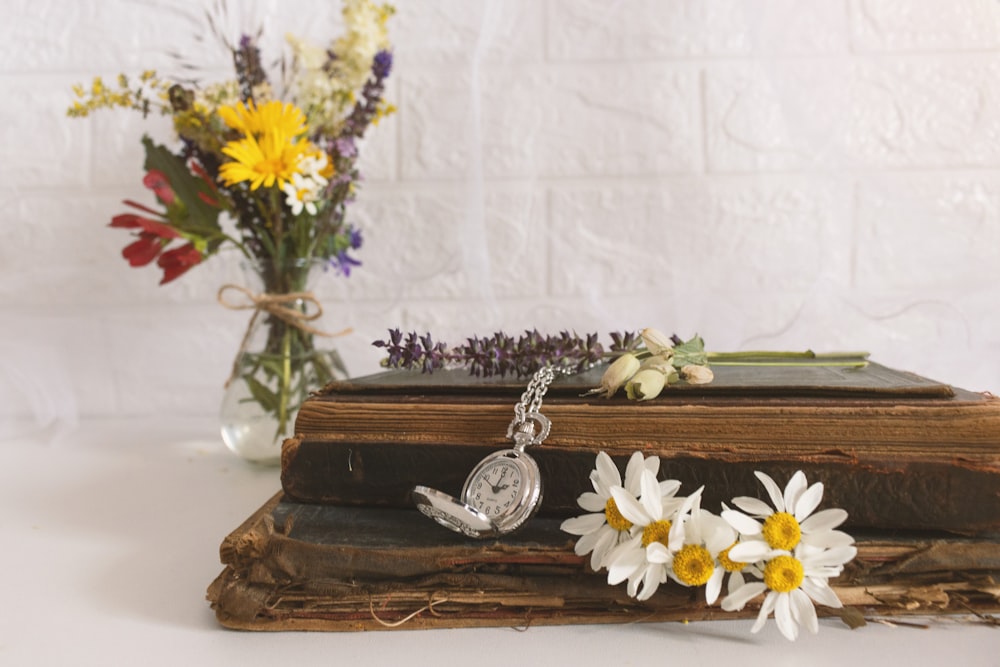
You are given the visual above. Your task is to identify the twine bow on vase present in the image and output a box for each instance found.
[217,284,350,388]
[217,275,350,465]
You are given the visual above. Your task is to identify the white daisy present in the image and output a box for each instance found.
[721,543,858,641]
[560,451,660,571]
[672,497,747,605]
[722,470,855,555]
[703,503,761,606]
[604,470,692,601]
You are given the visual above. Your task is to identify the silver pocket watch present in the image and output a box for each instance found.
[412,366,558,539]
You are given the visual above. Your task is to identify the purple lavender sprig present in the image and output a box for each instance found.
[233,34,267,102]
[373,329,628,377]
[342,49,393,139]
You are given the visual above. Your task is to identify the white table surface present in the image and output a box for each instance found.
[3,417,997,666]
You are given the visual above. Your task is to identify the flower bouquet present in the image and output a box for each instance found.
[69,0,396,463]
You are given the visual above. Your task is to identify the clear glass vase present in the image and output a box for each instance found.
[220,258,347,465]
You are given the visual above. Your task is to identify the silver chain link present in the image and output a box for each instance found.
[513,365,556,425]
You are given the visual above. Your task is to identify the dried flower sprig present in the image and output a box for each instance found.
[373,328,615,377]
[371,326,712,394]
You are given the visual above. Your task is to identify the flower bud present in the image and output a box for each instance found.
[639,354,679,385]
[640,327,675,356]
[594,353,640,398]
[625,368,668,401]
[680,364,714,385]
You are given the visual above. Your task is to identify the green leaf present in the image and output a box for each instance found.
[242,374,280,413]
[672,334,708,368]
[141,136,222,236]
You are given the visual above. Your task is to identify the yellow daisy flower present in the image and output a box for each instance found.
[219,131,310,191]
[217,99,307,140]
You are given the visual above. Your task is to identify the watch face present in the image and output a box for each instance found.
[461,449,542,534]
[467,457,523,518]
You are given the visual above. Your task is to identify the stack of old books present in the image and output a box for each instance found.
[207,359,1000,631]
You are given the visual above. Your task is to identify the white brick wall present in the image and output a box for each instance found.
[3,0,1000,427]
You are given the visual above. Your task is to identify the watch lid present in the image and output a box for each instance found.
[411,485,498,539]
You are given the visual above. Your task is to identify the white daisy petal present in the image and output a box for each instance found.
[805,545,857,569]
[636,565,663,601]
[574,527,604,557]
[722,509,763,536]
[800,508,848,533]
[639,469,664,519]
[626,573,640,598]
[706,566,724,605]
[610,486,649,526]
[658,479,681,498]
[732,496,774,517]
[801,529,855,549]
[751,591,777,633]
[728,570,745,595]
[755,471,786,513]
[800,577,843,609]
[589,470,601,494]
[560,513,606,536]
[577,492,607,513]
[646,542,671,564]
[643,455,661,475]
[623,452,645,495]
[794,481,824,521]
[783,471,808,517]
[722,581,767,611]
[589,526,618,570]
[668,515,687,551]
[607,547,645,585]
[595,451,622,490]
[791,588,819,634]
[775,592,798,641]
[728,540,773,563]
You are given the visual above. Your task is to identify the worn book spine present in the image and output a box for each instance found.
[207,496,1000,631]
[281,437,1000,535]
[282,364,1000,535]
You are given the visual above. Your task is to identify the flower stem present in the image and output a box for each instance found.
[278,323,292,437]
[706,350,870,368]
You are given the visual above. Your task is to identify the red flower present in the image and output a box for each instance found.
[110,213,190,277]
[156,243,202,284]
[143,169,176,206]
[110,213,181,240]
[121,233,163,267]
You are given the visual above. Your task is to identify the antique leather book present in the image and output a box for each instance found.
[207,494,1000,631]
[281,361,1000,535]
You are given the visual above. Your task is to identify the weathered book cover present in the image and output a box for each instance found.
[207,494,1000,632]
[281,362,1000,535]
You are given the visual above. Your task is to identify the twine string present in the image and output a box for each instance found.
[217,283,351,387]
[368,592,450,628]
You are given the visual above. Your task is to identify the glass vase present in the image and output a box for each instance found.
[219,258,347,465]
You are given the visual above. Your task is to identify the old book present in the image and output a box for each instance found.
[207,494,1000,631]
[281,362,1000,535]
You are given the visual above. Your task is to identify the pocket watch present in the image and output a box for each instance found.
[412,366,558,539]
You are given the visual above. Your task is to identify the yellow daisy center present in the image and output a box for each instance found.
[604,497,633,533]
[672,544,715,586]
[641,519,672,548]
[763,554,804,593]
[718,543,747,573]
[762,511,802,551]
